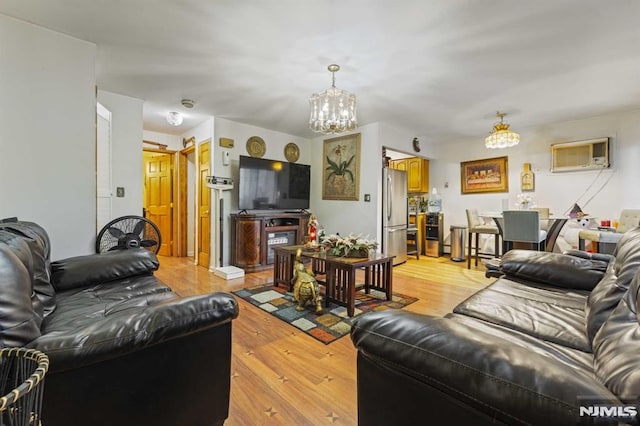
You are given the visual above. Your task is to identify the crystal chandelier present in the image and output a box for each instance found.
[485,112,520,149]
[309,64,357,134]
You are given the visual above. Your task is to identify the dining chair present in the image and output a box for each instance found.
[502,210,547,252]
[406,226,420,259]
[465,208,500,269]
[531,207,550,231]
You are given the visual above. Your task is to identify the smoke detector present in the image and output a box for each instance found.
[181,99,195,108]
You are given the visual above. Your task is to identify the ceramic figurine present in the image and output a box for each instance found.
[292,248,323,314]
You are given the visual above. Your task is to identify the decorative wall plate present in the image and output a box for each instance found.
[284,143,300,162]
[246,136,266,158]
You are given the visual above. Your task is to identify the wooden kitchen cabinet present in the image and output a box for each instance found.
[389,159,407,171]
[406,157,429,193]
[389,157,430,193]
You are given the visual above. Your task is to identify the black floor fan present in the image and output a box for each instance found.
[96,215,162,254]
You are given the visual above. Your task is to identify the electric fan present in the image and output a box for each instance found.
[95,215,162,254]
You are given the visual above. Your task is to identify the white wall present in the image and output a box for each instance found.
[212,117,311,266]
[97,90,144,219]
[427,109,640,243]
[0,14,96,259]
[143,130,182,151]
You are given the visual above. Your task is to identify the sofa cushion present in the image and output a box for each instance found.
[0,221,56,316]
[586,226,640,342]
[51,249,159,291]
[0,244,42,346]
[500,249,608,290]
[453,278,591,352]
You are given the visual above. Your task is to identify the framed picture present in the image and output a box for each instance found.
[460,156,509,194]
[322,133,361,200]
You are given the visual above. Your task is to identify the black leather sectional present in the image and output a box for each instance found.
[0,220,238,426]
[351,227,640,425]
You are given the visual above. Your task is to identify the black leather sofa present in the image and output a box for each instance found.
[0,220,238,426]
[351,226,640,425]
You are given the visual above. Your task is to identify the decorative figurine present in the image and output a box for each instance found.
[308,214,319,242]
[292,248,323,314]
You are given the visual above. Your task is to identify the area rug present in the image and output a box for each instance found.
[232,283,418,344]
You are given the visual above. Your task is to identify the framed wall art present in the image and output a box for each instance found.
[460,156,509,194]
[322,133,361,200]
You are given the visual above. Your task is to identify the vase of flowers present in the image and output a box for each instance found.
[515,193,534,210]
[322,233,378,258]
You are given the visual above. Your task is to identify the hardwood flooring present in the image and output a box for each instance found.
[155,255,492,425]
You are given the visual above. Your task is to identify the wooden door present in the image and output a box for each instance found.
[143,150,173,256]
[197,141,210,268]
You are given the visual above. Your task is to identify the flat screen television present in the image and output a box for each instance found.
[238,155,311,210]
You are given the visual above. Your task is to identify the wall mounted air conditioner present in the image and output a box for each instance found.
[550,137,610,172]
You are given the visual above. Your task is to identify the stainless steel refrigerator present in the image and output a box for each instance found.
[382,168,408,265]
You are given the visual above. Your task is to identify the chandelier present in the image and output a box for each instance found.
[309,64,357,134]
[485,112,520,149]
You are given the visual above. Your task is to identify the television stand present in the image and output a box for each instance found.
[230,211,311,272]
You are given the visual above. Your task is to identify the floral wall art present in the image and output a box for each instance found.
[322,133,361,200]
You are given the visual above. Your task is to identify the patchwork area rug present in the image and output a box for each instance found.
[233,283,418,344]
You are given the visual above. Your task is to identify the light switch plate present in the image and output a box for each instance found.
[116,187,125,197]
[364,194,371,202]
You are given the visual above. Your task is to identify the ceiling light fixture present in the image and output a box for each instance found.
[485,111,520,149]
[309,64,357,134]
[166,111,183,126]
[181,99,194,108]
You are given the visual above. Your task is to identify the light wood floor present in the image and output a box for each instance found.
[155,255,492,425]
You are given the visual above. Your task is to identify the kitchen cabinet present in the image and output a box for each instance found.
[389,157,429,193]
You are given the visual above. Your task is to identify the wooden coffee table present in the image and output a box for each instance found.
[273,246,394,316]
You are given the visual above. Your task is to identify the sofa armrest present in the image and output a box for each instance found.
[500,249,608,291]
[351,310,619,425]
[51,249,159,291]
[30,292,238,372]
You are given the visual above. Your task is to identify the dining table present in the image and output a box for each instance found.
[480,211,570,253]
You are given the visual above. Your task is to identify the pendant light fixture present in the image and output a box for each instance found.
[485,111,520,149]
[309,64,357,134]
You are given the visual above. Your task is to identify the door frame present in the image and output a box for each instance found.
[177,145,196,258]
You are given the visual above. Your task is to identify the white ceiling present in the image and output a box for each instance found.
[2,1,639,142]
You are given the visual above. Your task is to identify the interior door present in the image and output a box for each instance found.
[143,150,173,256]
[198,141,210,268]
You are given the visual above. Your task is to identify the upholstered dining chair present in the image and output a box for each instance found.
[579,209,640,253]
[531,207,550,231]
[465,209,500,269]
[406,226,420,259]
[502,210,547,252]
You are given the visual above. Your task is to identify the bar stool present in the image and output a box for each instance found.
[466,209,500,269]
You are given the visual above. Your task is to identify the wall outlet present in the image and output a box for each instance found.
[116,187,125,197]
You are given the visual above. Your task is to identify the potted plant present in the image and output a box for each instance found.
[322,233,378,258]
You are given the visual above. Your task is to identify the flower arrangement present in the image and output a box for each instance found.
[322,233,378,257]
[515,193,535,209]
